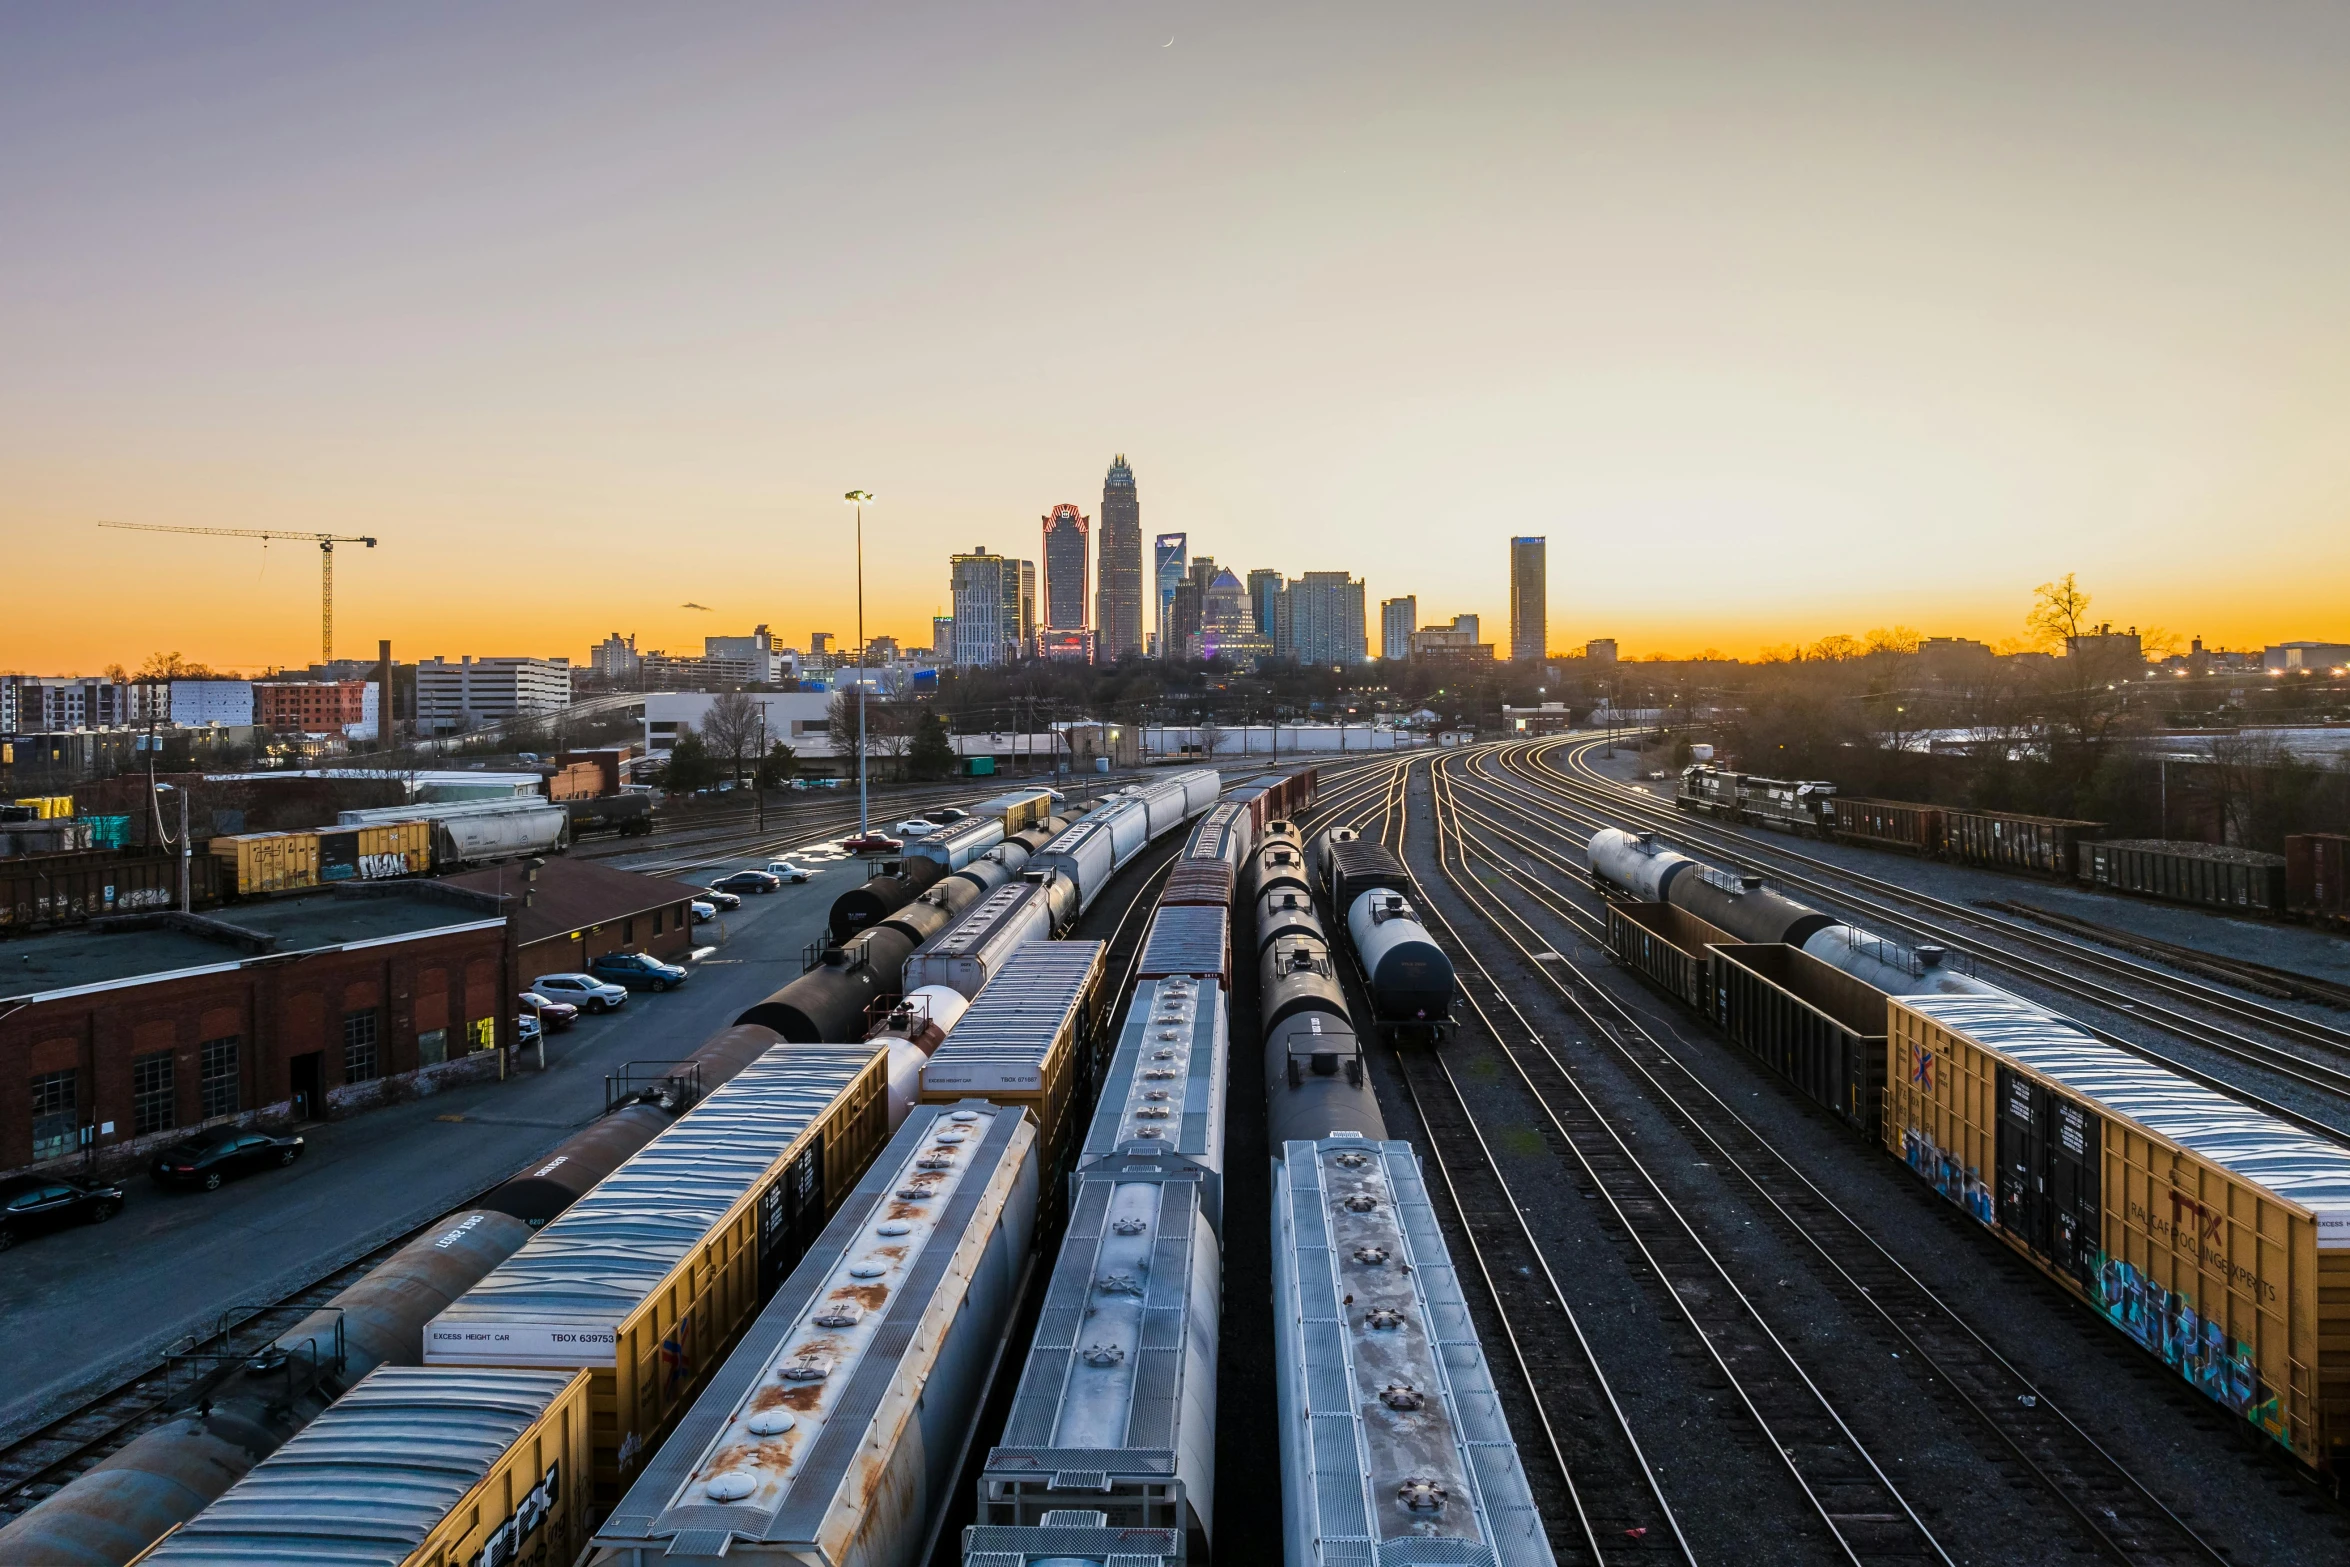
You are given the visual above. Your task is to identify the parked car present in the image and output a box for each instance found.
[530,972,631,1013]
[690,899,717,923]
[1046,789,1067,802]
[892,818,941,837]
[518,991,579,1030]
[0,1173,125,1250]
[711,869,782,895]
[590,951,692,992]
[840,833,902,854]
[698,886,744,910]
[933,807,970,822]
[151,1130,306,1192]
[516,1012,544,1049]
[787,779,810,791]
[764,860,814,883]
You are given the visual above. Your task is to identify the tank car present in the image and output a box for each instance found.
[1324,836,1411,919]
[1344,889,1454,1038]
[1262,932,1351,1035]
[734,924,914,1041]
[1255,885,1324,954]
[1668,865,1836,949]
[1247,837,1312,902]
[1586,826,1699,903]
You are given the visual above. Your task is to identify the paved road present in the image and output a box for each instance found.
[0,849,842,1443]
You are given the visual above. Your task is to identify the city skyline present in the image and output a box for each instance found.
[5,6,2348,671]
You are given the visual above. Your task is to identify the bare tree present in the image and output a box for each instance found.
[701,692,764,784]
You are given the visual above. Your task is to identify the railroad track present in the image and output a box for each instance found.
[1421,755,2233,1567]
[1311,760,1686,1565]
[0,1208,483,1522]
[1464,741,2350,1132]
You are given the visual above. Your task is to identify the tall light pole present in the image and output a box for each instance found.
[845,491,874,836]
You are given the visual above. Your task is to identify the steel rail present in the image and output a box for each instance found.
[1429,755,2232,1566]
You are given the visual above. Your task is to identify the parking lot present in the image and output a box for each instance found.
[0,839,852,1444]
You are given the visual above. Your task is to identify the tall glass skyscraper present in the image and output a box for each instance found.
[1041,504,1090,632]
[1095,457,1144,662]
[1153,532,1188,658]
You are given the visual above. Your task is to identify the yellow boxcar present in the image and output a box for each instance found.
[920,940,1104,1169]
[1883,991,2350,1471]
[210,821,432,896]
[422,1045,891,1502]
[13,796,74,818]
[128,1366,593,1567]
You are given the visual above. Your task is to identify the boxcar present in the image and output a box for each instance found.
[1160,858,1237,909]
[1711,942,1889,1135]
[591,1101,1039,1567]
[972,786,1059,836]
[1830,796,1945,856]
[2079,838,2290,915]
[1604,899,1732,1016]
[0,849,221,928]
[209,821,432,896]
[423,1045,889,1501]
[1135,903,1231,990]
[128,1366,594,1567]
[1883,991,2350,1470]
[920,942,1106,1173]
[2287,833,2350,924]
[1944,807,2101,879]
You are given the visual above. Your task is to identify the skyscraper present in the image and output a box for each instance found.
[950,548,1009,668]
[1012,561,1036,660]
[1153,533,1187,658]
[1288,572,1368,666]
[1199,568,1273,663]
[932,615,954,657]
[1041,505,1090,633]
[1246,569,1284,637]
[1096,457,1144,662]
[1380,596,1416,661]
[1509,536,1547,662]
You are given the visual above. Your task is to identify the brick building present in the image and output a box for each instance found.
[0,886,512,1182]
[442,856,701,980]
[252,679,374,735]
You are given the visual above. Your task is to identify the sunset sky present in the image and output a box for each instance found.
[4,2,2346,674]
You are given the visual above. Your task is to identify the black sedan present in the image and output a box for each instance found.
[697,886,744,911]
[0,1174,125,1251]
[151,1129,307,1192]
[711,869,781,894]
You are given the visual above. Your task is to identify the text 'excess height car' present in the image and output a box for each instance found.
[0,1172,125,1250]
[151,1129,306,1192]
[529,972,630,1013]
[589,951,691,992]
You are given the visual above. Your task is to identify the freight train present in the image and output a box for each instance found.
[1589,823,2350,1474]
[1314,831,1456,1041]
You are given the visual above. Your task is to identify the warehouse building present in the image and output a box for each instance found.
[0,886,513,1183]
[442,856,702,978]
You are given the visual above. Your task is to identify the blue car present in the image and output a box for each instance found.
[589,951,691,993]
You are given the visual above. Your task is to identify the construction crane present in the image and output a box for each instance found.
[98,522,379,664]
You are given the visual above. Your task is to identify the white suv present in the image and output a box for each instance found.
[530,973,630,1014]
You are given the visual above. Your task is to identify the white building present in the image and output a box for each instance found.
[643,691,837,758]
[0,676,162,734]
[413,656,572,734]
[167,679,257,728]
[590,632,641,680]
[2263,641,2350,673]
[703,625,796,683]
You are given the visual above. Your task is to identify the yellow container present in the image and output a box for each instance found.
[14,796,74,819]
[209,821,432,896]
[1884,992,2350,1470]
[210,830,321,895]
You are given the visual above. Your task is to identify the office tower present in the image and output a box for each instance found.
[1246,569,1282,635]
[1288,572,1367,665]
[1153,533,1187,657]
[951,547,1009,667]
[1198,568,1273,663]
[1041,504,1090,633]
[1096,456,1144,661]
[1451,614,1479,643]
[1007,561,1035,661]
[1380,596,1416,661]
[809,632,833,656]
[1167,582,1204,659]
[932,615,954,657]
[1510,536,1547,662]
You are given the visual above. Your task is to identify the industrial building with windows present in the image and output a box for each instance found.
[413,656,573,734]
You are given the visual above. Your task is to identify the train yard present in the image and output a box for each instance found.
[6,743,2348,1565]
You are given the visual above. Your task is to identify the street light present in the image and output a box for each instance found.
[845,490,874,836]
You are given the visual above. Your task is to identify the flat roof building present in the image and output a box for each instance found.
[414,657,572,735]
[1510,535,1546,661]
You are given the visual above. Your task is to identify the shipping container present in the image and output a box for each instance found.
[2287,833,2350,924]
[424,1045,890,1501]
[900,878,1056,1000]
[1135,903,1231,990]
[1711,943,1889,1134]
[592,1101,1039,1567]
[1829,796,1945,856]
[1945,807,2101,878]
[1883,992,2350,1469]
[972,786,1057,836]
[0,849,221,928]
[1604,899,1732,1016]
[1160,858,1237,910]
[209,821,433,896]
[13,795,74,819]
[1272,1137,1557,1567]
[921,942,1105,1173]
[980,1167,1220,1558]
[2079,838,2289,914]
[127,1366,593,1567]
[1080,977,1229,1232]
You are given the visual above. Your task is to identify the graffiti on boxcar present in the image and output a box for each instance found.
[1900,1124,1992,1224]
[2093,1254,2287,1446]
[2120,1194,2277,1304]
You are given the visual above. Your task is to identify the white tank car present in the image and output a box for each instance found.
[866,985,974,1129]
[1799,925,2003,998]
[1585,827,1697,902]
[1345,889,1455,1031]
